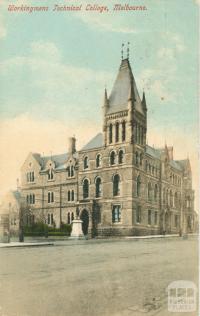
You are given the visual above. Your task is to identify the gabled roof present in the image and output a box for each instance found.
[107,58,144,115]
[81,133,103,151]
[146,145,161,159]
[169,160,183,171]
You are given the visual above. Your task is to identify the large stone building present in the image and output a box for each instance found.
[20,55,196,237]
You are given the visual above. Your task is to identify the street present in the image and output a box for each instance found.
[0,237,198,316]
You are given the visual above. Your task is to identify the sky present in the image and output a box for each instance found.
[0,0,199,209]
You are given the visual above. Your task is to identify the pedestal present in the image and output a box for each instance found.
[70,219,85,239]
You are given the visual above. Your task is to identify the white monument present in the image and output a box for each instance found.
[70,207,85,239]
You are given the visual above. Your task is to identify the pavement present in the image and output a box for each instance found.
[0,236,198,316]
[0,241,54,248]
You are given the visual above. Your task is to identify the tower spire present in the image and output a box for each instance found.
[127,42,130,59]
[121,43,124,60]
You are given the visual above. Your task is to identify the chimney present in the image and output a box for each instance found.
[68,137,76,155]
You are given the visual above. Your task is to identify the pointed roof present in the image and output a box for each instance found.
[107,58,144,115]
[81,133,103,151]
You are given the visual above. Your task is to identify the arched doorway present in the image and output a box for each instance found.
[80,209,89,235]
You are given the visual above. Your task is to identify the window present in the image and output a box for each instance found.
[140,153,143,166]
[136,206,141,223]
[115,122,119,142]
[68,190,71,201]
[136,175,141,196]
[119,150,124,164]
[110,151,116,165]
[68,165,74,177]
[48,169,54,180]
[26,194,35,205]
[148,210,152,225]
[48,192,54,203]
[113,174,120,196]
[96,154,102,168]
[112,205,121,223]
[154,211,158,225]
[27,171,35,183]
[145,160,148,172]
[122,121,126,141]
[154,184,158,201]
[175,215,178,228]
[84,157,89,169]
[71,212,74,222]
[170,190,173,207]
[174,192,178,208]
[71,190,74,201]
[109,124,113,144]
[94,177,102,198]
[67,212,70,224]
[48,213,54,225]
[135,152,139,166]
[83,179,89,199]
[148,183,152,201]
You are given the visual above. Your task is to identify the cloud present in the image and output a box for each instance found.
[0,114,100,199]
[138,32,186,102]
[0,40,114,119]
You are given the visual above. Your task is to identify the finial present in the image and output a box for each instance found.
[127,42,130,59]
[121,43,124,60]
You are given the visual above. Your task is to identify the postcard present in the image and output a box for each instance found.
[0,1,199,315]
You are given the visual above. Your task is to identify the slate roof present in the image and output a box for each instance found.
[81,133,103,151]
[145,145,161,159]
[107,59,144,115]
[169,160,183,171]
[32,152,68,170]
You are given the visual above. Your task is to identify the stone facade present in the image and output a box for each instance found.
[20,57,197,237]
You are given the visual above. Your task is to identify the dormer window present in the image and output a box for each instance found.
[68,165,74,177]
[48,169,54,180]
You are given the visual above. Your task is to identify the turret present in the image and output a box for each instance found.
[68,136,76,155]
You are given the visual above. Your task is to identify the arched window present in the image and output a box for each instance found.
[32,194,35,204]
[48,169,54,180]
[113,174,120,196]
[110,151,116,165]
[71,190,74,201]
[109,124,113,144]
[136,175,141,196]
[112,205,121,223]
[136,205,141,223]
[148,183,152,201]
[95,177,102,198]
[154,184,158,201]
[30,194,33,204]
[51,192,54,203]
[170,190,173,207]
[122,121,126,141]
[68,190,71,201]
[83,179,89,199]
[115,122,119,142]
[140,153,143,166]
[135,152,139,166]
[96,154,102,168]
[71,166,74,177]
[84,156,89,169]
[119,150,124,164]
[71,212,74,222]
[67,212,70,224]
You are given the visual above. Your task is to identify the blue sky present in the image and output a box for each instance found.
[0,0,199,206]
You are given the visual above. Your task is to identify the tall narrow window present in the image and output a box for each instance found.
[48,192,51,203]
[154,184,158,201]
[83,179,89,199]
[96,177,102,198]
[115,122,119,142]
[122,121,126,141]
[67,212,70,224]
[51,213,54,225]
[135,152,139,166]
[148,210,152,225]
[96,154,101,168]
[84,157,89,169]
[68,190,71,201]
[110,151,116,165]
[148,183,152,201]
[71,212,74,222]
[140,153,143,166]
[136,175,141,196]
[170,190,173,207]
[112,205,121,223]
[51,192,54,203]
[71,166,74,177]
[113,174,120,196]
[48,214,50,225]
[119,150,124,164]
[48,169,53,180]
[71,190,74,201]
[154,211,158,225]
[136,206,141,223]
[109,124,113,144]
